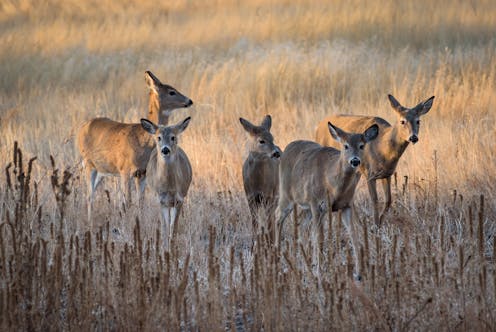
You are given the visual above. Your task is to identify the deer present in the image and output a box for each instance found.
[315,94,434,225]
[140,117,192,249]
[77,71,193,222]
[276,122,379,279]
[239,115,282,238]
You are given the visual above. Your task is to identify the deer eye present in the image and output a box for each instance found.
[344,144,349,150]
[169,91,176,96]
[171,136,176,142]
[259,139,265,144]
[400,120,406,125]
[158,136,162,141]
[359,144,365,150]
[416,120,420,125]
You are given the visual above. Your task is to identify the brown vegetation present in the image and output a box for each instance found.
[0,0,495,330]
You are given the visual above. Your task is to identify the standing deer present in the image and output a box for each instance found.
[277,122,379,279]
[315,94,434,225]
[140,117,192,249]
[77,71,193,222]
[240,115,282,237]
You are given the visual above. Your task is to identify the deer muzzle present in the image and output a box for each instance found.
[350,157,361,168]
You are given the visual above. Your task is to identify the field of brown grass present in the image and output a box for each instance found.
[1,0,495,330]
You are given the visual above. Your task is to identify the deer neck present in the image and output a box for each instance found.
[155,152,178,179]
[326,156,357,193]
[384,126,409,160]
[359,126,410,181]
[148,92,171,125]
[377,125,410,163]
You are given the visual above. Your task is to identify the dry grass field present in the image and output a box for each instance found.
[1,0,496,330]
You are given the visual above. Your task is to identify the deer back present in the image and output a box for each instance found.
[77,118,154,175]
[316,115,390,148]
[279,140,341,207]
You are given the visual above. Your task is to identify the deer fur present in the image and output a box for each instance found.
[240,115,282,237]
[77,71,193,223]
[315,94,434,225]
[277,122,379,279]
[141,117,192,249]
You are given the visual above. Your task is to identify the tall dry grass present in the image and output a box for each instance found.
[0,0,495,330]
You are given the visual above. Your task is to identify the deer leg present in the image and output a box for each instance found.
[161,206,171,249]
[120,174,133,211]
[169,203,182,251]
[311,201,326,269]
[94,173,103,190]
[341,207,361,280]
[275,198,293,247]
[309,201,324,237]
[135,175,146,210]
[367,179,380,226]
[379,177,392,225]
[86,167,98,224]
[266,197,277,245]
[247,197,259,234]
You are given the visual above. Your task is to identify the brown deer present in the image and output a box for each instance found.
[240,115,282,236]
[140,117,192,249]
[77,71,193,222]
[315,94,434,225]
[277,122,379,279]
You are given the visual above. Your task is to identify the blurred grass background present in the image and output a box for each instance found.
[0,1,495,329]
[1,0,495,197]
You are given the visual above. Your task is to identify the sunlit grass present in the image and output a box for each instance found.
[0,0,495,329]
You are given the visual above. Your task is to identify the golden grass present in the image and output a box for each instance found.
[0,0,495,330]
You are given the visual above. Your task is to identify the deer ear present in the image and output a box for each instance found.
[239,118,258,136]
[416,96,435,116]
[260,115,272,131]
[388,94,406,115]
[328,122,345,144]
[141,118,158,134]
[145,71,161,94]
[363,124,379,142]
[176,117,191,134]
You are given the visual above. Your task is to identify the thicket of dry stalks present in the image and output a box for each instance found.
[0,0,495,330]
[1,142,495,330]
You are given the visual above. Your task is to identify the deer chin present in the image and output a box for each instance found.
[405,139,417,145]
[160,152,175,162]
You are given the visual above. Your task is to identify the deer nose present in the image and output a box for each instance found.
[186,99,193,107]
[161,146,171,155]
[272,150,281,159]
[409,135,418,143]
[350,158,360,168]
